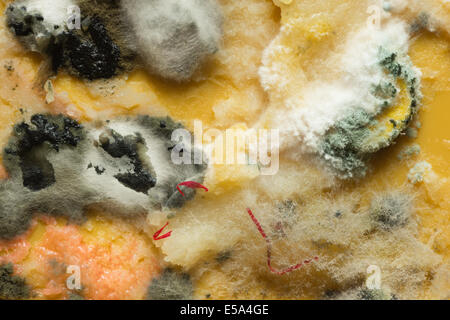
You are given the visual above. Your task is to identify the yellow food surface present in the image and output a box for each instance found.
[366,79,412,148]
[0,0,448,300]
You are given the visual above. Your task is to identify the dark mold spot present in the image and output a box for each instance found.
[0,114,207,240]
[4,62,14,72]
[410,12,430,34]
[216,250,232,263]
[370,192,412,230]
[94,165,105,175]
[62,17,121,80]
[87,163,106,175]
[358,288,395,300]
[8,20,32,36]
[137,115,185,140]
[115,171,155,194]
[324,289,339,299]
[4,114,84,191]
[380,53,403,77]
[20,154,55,191]
[0,209,33,242]
[0,263,31,300]
[99,129,156,194]
[6,1,136,81]
[147,269,193,300]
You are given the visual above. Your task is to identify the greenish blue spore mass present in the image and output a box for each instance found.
[321,108,375,179]
[0,263,31,300]
[372,81,397,100]
[320,48,421,179]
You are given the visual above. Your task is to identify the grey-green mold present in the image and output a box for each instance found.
[0,263,31,300]
[146,269,193,300]
[358,288,396,300]
[0,114,208,240]
[369,192,413,231]
[320,48,422,179]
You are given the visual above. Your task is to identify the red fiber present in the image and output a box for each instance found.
[176,181,209,196]
[246,208,318,275]
[153,222,172,241]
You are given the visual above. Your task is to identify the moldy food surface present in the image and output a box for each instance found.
[0,0,448,300]
[0,114,207,240]
[6,0,223,81]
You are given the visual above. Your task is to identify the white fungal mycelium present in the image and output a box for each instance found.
[121,0,223,81]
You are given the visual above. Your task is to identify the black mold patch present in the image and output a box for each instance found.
[94,165,105,175]
[6,0,136,80]
[61,17,121,80]
[4,114,84,191]
[6,5,33,37]
[20,154,55,191]
[115,171,155,194]
[147,269,193,300]
[0,263,31,300]
[0,114,207,240]
[99,129,156,194]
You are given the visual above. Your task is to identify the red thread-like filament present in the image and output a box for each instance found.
[153,222,172,241]
[247,208,318,275]
[176,181,209,196]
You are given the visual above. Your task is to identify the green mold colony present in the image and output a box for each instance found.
[320,48,422,179]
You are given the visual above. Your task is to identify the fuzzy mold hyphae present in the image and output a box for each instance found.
[0,114,207,240]
[121,0,223,81]
[5,0,223,81]
[6,0,135,79]
[0,263,31,299]
[318,22,422,178]
[6,0,75,53]
[263,20,422,179]
[146,269,193,300]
